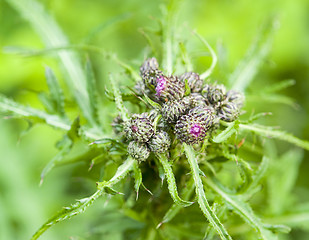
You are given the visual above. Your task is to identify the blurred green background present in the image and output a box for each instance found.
[0,0,309,239]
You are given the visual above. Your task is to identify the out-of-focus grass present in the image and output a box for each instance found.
[0,0,308,239]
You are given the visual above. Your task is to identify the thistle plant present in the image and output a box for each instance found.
[1,0,309,240]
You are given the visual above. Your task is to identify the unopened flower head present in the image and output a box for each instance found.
[218,101,240,122]
[226,90,245,108]
[140,58,163,87]
[175,106,216,144]
[203,84,227,105]
[161,99,190,123]
[148,130,171,153]
[124,115,154,142]
[155,75,185,101]
[179,72,203,93]
[127,141,150,162]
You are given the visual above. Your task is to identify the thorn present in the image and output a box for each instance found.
[39,177,44,187]
[88,161,94,171]
[136,191,139,201]
[237,138,245,149]
[156,222,163,229]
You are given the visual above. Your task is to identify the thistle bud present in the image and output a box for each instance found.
[175,106,216,144]
[179,72,203,93]
[161,99,190,123]
[128,141,150,162]
[218,101,240,122]
[148,131,171,153]
[188,93,207,108]
[123,115,154,142]
[140,58,163,87]
[155,75,185,101]
[226,90,245,108]
[203,84,226,105]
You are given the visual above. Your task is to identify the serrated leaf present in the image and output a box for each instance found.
[262,79,296,94]
[243,156,269,199]
[67,116,81,141]
[156,153,193,207]
[204,177,277,240]
[246,94,297,108]
[158,179,195,228]
[32,157,135,240]
[229,18,277,92]
[0,94,71,130]
[183,144,232,240]
[6,0,99,128]
[40,117,81,183]
[45,66,65,116]
[85,58,100,125]
[212,122,238,143]
[110,74,129,121]
[239,123,309,151]
[132,161,142,200]
[267,149,303,215]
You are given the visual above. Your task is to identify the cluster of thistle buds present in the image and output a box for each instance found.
[121,58,244,162]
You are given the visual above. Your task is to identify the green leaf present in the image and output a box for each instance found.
[6,0,99,128]
[243,156,269,198]
[0,94,71,130]
[267,149,303,215]
[183,144,232,240]
[229,18,278,92]
[32,157,135,240]
[110,74,129,121]
[262,79,296,94]
[156,153,193,207]
[239,123,309,151]
[184,79,191,96]
[143,93,162,110]
[204,177,277,240]
[158,179,195,228]
[44,66,65,116]
[85,58,100,125]
[193,31,218,80]
[246,94,297,108]
[40,136,72,185]
[212,122,238,143]
[132,161,142,200]
[40,117,80,183]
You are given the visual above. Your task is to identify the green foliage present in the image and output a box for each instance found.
[1,0,309,240]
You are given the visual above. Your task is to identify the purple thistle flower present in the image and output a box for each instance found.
[175,106,216,144]
[190,124,203,138]
[155,76,167,97]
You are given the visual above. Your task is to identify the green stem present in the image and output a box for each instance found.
[183,144,232,240]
